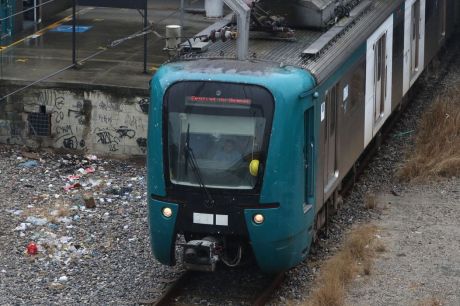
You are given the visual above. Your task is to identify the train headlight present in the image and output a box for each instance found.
[253,213,264,224]
[162,207,173,218]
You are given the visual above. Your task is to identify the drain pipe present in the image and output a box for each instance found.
[222,0,251,60]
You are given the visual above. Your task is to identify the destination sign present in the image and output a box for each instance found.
[186,96,252,107]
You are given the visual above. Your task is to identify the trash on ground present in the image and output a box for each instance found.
[64,183,82,191]
[83,193,96,209]
[26,242,38,255]
[26,216,48,226]
[18,160,39,168]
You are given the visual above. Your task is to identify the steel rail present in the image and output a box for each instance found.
[150,271,195,306]
[145,270,285,306]
[252,272,285,306]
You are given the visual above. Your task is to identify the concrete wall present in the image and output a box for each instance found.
[0,84,149,156]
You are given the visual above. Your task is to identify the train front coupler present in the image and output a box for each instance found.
[182,237,220,272]
[181,236,244,272]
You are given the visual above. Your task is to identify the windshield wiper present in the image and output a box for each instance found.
[185,124,215,207]
[184,124,190,177]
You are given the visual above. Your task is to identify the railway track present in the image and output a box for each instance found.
[140,270,285,306]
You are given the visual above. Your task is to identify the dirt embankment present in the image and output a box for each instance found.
[346,180,459,306]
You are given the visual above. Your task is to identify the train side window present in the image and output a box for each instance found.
[343,59,365,114]
[304,108,314,205]
[374,33,387,120]
[393,19,404,57]
[330,86,337,135]
[324,84,338,186]
[440,0,446,37]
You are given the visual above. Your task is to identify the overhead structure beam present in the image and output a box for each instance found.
[77,0,146,9]
[222,0,250,60]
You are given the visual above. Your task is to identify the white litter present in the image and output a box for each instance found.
[26,216,48,226]
[59,275,68,282]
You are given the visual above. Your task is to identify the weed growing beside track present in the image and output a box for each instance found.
[305,225,385,306]
[398,84,460,181]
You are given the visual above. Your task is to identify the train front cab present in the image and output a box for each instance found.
[147,61,318,273]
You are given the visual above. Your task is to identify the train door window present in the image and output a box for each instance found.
[374,33,387,121]
[403,0,426,95]
[323,84,338,188]
[410,0,420,77]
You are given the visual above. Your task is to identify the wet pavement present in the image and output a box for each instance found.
[0,0,214,89]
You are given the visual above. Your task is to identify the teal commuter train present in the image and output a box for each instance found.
[147,0,460,273]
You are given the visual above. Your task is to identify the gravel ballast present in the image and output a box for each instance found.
[0,152,181,305]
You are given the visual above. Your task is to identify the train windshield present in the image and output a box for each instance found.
[166,81,274,190]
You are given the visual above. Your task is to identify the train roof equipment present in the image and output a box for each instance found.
[172,0,401,83]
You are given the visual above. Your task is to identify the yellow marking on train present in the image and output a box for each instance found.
[0,7,94,53]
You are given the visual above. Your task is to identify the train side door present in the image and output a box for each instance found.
[364,15,393,147]
[323,85,338,190]
[403,0,426,95]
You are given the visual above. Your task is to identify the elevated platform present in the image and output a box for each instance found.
[0,0,212,90]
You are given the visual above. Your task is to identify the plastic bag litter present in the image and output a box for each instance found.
[26,216,48,226]
[18,160,39,168]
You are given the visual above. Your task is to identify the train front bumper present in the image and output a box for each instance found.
[244,207,312,274]
[148,199,312,273]
[148,199,179,265]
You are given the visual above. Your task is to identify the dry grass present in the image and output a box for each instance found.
[398,85,460,181]
[305,225,385,306]
[374,241,386,253]
[363,193,377,210]
[417,297,442,306]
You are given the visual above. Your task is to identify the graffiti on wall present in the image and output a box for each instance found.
[17,89,149,155]
[94,128,120,152]
[136,137,147,153]
[89,92,148,154]
[138,97,149,114]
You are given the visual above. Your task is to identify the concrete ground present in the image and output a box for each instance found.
[0,0,214,89]
[346,180,460,306]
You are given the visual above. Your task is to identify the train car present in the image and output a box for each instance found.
[147,0,460,273]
